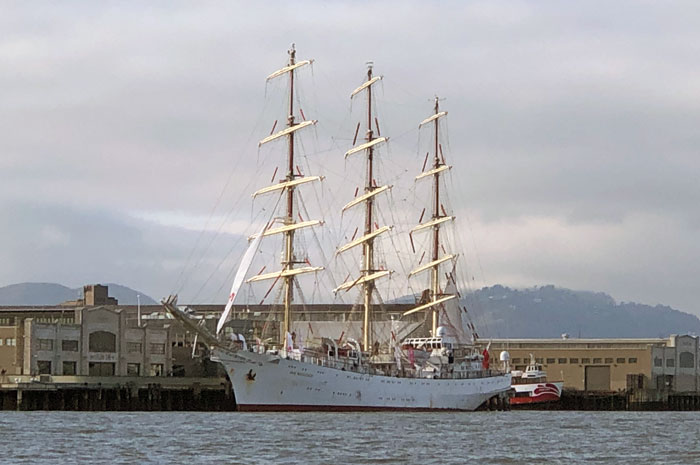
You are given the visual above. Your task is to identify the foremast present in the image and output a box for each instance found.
[335,63,391,352]
[249,45,323,347]
[405,97,457,336]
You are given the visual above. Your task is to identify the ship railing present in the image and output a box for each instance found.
[297,353,507,379]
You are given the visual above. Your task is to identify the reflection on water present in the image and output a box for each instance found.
[1,411,699,465]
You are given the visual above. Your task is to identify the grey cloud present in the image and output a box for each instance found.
[0,201,242,304]
[2,1,700,315]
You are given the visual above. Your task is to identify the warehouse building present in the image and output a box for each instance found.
[482,334,700,392]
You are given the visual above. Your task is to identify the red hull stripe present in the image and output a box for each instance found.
[510,393,561,405]
[237,404,470,412]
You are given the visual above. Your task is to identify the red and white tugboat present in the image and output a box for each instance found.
[510,354,563,405]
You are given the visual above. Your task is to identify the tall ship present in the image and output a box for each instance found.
[162,45,511,411]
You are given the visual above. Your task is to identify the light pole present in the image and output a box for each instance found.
[137,294,141,328]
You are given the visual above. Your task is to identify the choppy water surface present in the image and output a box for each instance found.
[1,411,699,464]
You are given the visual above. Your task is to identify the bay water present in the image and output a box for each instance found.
[1,411,698,464]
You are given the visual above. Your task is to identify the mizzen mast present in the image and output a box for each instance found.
[249,45,323,346]
[404,97,456,336]
[336,63,391,352]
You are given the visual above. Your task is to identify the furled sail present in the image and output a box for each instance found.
[252,176,323,198]
[415,164,451,181]
[410,216,455,234]
[216,223,267,335]
[409,254,456,277]
[258,120,317,147]
[333,270,391,293]
[342,185,391,212]
[418,111,448,127]
[350,75,382,97]
[336,225,392,254]
[266,59,313,81]
[344,137,388,158]
[402,295,457,317]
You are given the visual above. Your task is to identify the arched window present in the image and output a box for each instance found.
[89,331,116,353]
[679,352,694,369]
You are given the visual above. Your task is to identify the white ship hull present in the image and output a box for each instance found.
[212,348,512,411]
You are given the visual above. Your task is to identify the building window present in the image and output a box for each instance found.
[558,358,567,364]
[593,358,602,364]
[150,364,164,376]
[62,361,77,375]
[629,358,637,364]
[62,340,79,352]
[37,360,52,375]
[5,338,16,346]
[616,358,625,364]
[88,362,115,376]
[582,358,590,364]
[535,358,543,364]
[89,331,116,353]
[667,358,675,368]
[679,352,695,368]
[570,358,579,364]
[38,339,54,351]
[512,358,521,364]
[127,363,140,376]
[654,357,662,367]
[0,317,14,326]
[605,358,613,364]
[0,339,3,346]
[150,343,165,355]
[127,342,142,353]
[546,358,555,364]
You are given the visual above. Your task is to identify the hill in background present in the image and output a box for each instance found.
[467,284,700,339]
[2,282,699,339]
[0,282,157,306]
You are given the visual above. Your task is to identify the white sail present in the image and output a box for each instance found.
[216,223,267,335]
[439,267,469,344]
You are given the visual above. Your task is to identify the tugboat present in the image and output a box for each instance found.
[510,354,563,405]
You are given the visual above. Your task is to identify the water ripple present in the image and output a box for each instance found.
[2,411,699,464]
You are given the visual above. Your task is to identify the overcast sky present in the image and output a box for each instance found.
[2,1,699,314]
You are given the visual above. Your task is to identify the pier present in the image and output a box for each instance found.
[510,389,700,411]
[0,375,234,411]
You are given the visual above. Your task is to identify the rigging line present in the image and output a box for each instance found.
[183,198,265,300]
[172,128,265,297]
[382,195,419,299]
[175,127,281,296]
[190,190,283,304]
[442,179,491,339]
[297,193,341,296]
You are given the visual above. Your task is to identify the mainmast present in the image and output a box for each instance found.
[248,45,323,347]
[430,97,441,336]
[283,45,297,346]
[335,63,391,352]
[404,97,456,336]
[362,64,375,352]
